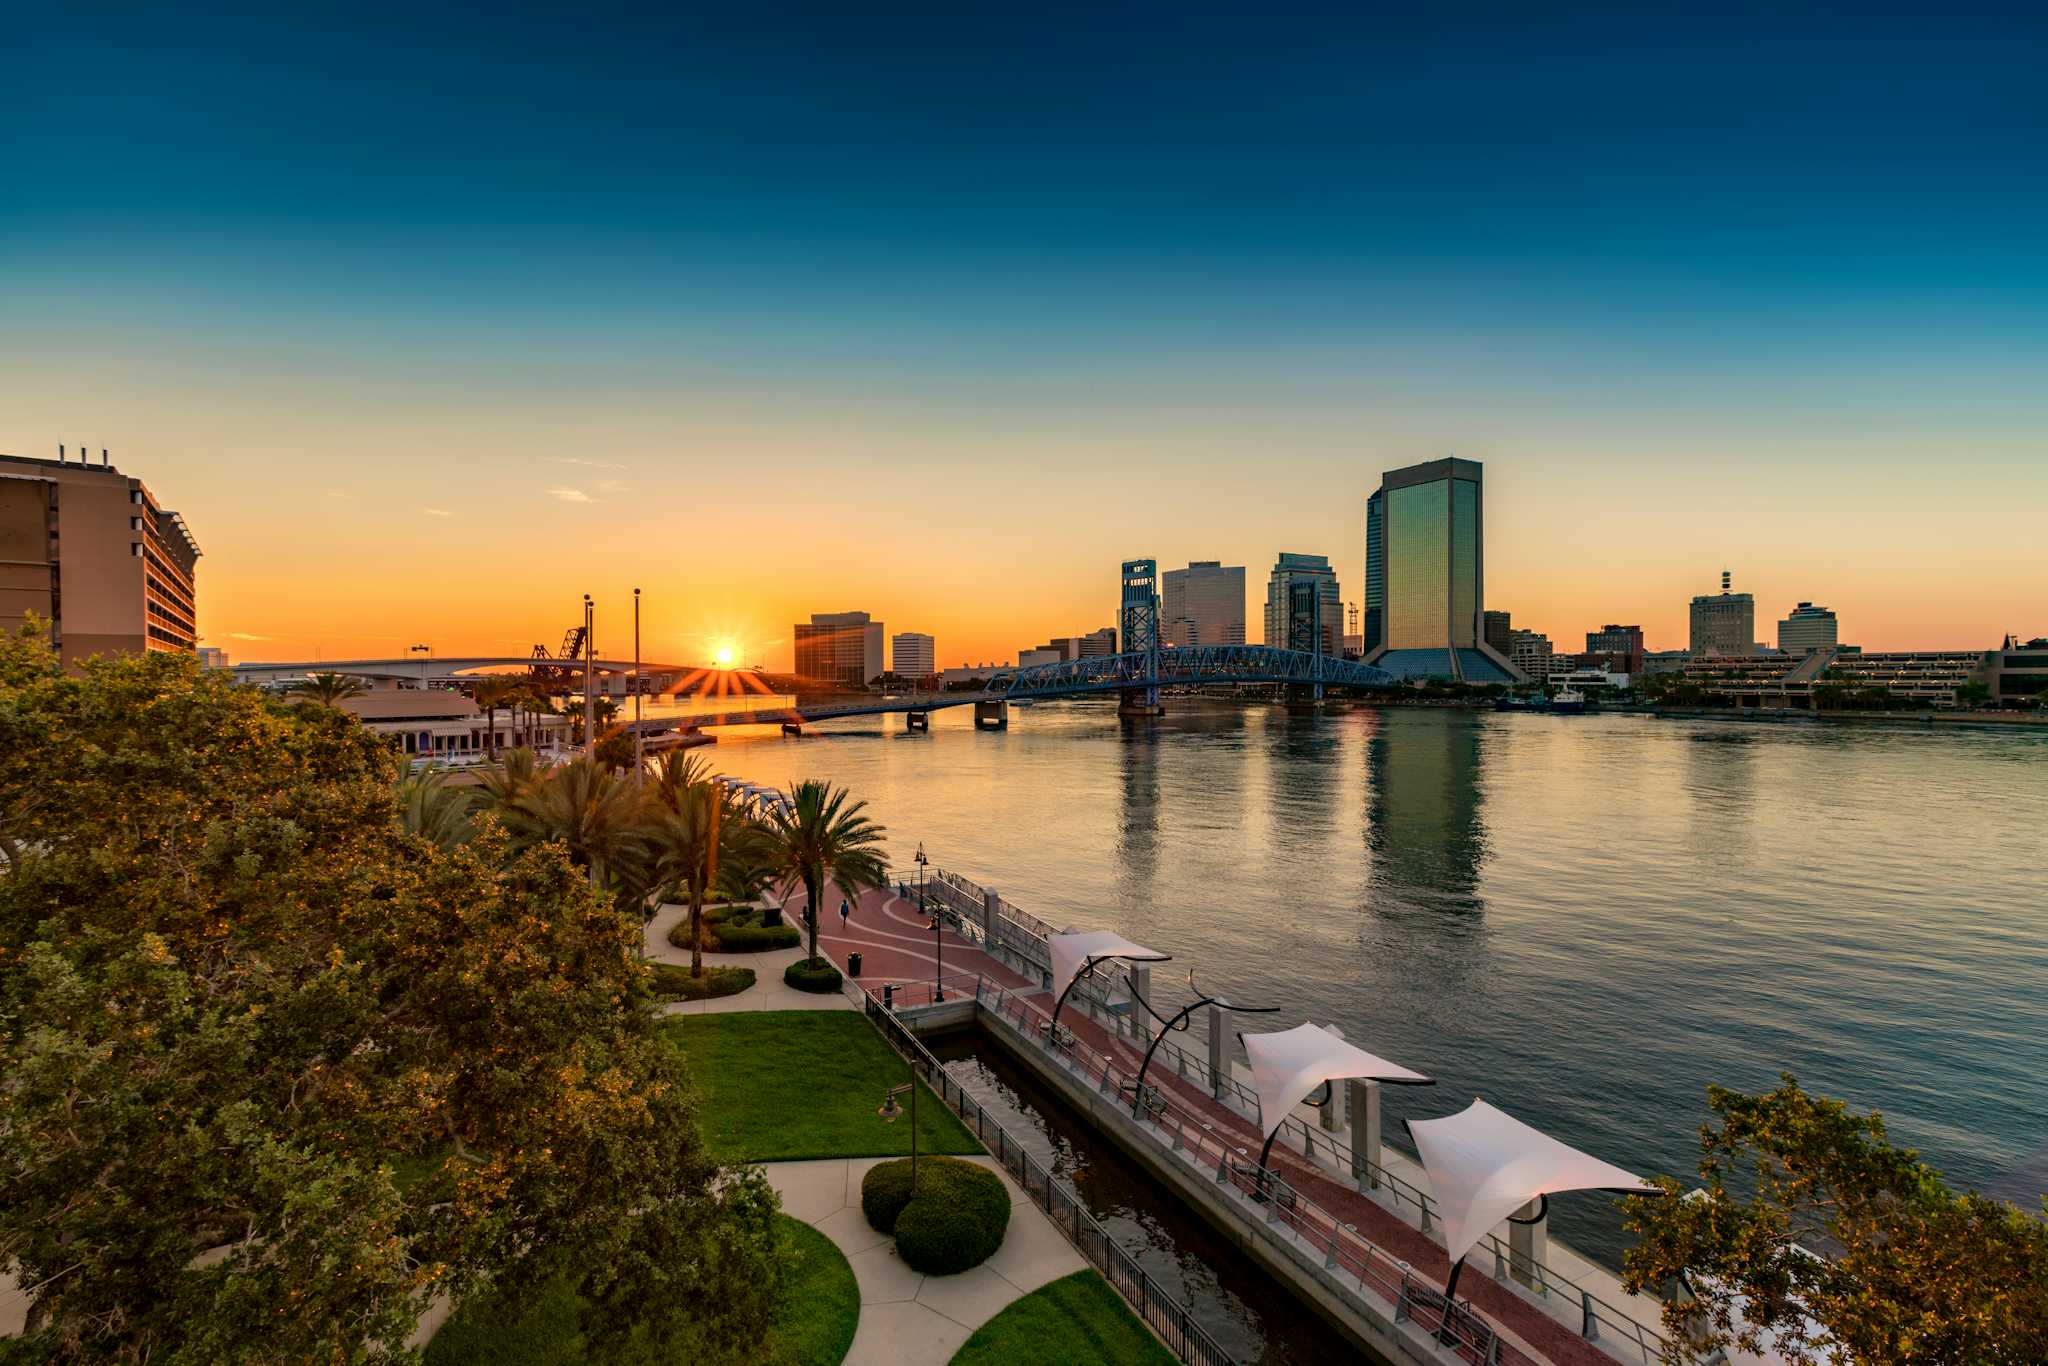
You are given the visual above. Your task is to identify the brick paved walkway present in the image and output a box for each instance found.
[791,879,1637,1366]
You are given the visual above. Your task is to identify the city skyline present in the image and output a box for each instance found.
[5,8,2045,665]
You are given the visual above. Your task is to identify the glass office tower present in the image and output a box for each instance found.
[1363,458,1520,682]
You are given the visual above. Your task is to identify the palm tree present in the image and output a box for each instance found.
[472,676,522,755]
[496,755,645,886]
[643,753,726,975]
[758,780,888,971]
[395,764,475,851]
[288,671,364,707]
[475,746,543,809]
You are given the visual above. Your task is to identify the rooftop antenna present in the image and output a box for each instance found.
[1722,569,1731,594]
[58,444,65,462]
[101,448,109,467]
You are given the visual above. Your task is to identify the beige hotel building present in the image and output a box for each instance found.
[0,450,200,667]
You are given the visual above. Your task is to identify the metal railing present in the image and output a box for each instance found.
[971,978,1514,1366]
[869,868,1668,1364]
[842,973,1243,1366]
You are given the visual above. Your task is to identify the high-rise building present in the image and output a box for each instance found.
[0,449,200,667]
[1584,623,1646,675]
[793,611,884,688]
[1362,458,1518,681]
[1689,571,1756,657]
[891,631,935,679]
[1364,489,1386,654]
[1263,553,1342,656]
[1483,610,1515,659]
[1777,603,1838,655]
[1160,561,1246,647]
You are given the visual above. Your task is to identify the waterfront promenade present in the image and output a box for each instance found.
[788,879,1662,1366]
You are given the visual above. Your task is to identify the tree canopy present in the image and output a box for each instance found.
[0,628,780,1363]
[1621,1074,2048,1365]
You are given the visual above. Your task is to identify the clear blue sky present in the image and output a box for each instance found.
[4,3,2044,660]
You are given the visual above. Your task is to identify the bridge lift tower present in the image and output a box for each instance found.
[1118,559,1164,716]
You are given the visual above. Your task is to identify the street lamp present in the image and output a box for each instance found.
[914,843,940,1002]
[878,1080,919,1191]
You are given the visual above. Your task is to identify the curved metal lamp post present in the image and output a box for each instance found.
[878,1079,918,1190]
[1047,948,1169,1045]
[1129,969,1278,1120]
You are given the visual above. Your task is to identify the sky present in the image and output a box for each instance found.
[3,2,2045,666]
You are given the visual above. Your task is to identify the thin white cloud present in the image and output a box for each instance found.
[321,490,355,500]
[550,456,628,470]
[226,631,272,641]
[597,479,631,495]
[422,508,455,517]
[546,487,595,503]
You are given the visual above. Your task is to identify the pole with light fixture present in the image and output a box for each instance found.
[633,587,643,775]
[914,842,940,1002]
[582,594,595,759]
[877,1079,919,1191]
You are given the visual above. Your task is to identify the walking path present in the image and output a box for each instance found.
[644,894,1087,1365]
[791,879,1652,1366]
[766,1157,1085,1366]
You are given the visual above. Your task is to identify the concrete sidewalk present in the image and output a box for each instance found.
[645,900,853,1014]
[765,1155,1086,1366]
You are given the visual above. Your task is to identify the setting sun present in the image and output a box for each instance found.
[714,645,735,667]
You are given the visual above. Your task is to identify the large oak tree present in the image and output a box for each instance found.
[0,630,780,1363]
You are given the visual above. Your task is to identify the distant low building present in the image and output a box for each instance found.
[1509,629,1573,680]
[939,663,1006,687]
[197,646,229,670]
[891,631,936,679]
[1017,647,1063,668]
[1777,602,1839,654]
[1584,624,1645,675]
[1689,571,1755,657]
[1989,636,2048,707]
[339,687,570,760]
[1679,646,1988,708]
[794,611,884,688]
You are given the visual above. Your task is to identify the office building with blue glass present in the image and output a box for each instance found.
[1363,458,1522,683]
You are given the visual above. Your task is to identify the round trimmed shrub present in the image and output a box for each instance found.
[783,957,843,993]
[894,1159,1009,1275]
[861,1157,918,1233]
[863,1156,1010,1274]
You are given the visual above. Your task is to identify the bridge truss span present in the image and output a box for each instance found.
[987,644,1396,699]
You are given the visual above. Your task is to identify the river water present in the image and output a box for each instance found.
[703,700,2048,1265]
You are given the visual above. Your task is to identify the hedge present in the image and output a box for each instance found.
[861,1155,1009,1275]
[666,904,801,954]
[647,963,755,1002]
[783,957,843,994]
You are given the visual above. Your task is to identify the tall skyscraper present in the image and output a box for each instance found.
[891,631,935,678]
[1160,561,1246,647]
[1689,572,1756,657]
[1362,458,1518,681]
[1262,553,1341,656]
[793,611,884,687]
[0,449,200,667]
[1777,602,1838,654]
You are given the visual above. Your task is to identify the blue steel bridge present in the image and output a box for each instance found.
[631,644,1397,733]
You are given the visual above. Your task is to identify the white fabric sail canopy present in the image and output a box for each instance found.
[1047,930,1171,999]
[1409,1099,1661,1267]
[1242,1022,1432,1140]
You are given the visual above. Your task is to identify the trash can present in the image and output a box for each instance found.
[847,951,863,978]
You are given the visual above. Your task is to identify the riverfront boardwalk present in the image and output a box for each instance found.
[795,880,1639,1366]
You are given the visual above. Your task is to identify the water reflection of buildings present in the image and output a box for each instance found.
[1117,726,1161,891]
[1364,711,1490,919]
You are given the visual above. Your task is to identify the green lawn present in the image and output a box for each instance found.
[660,1010,981,1163]
[423,1213,858,1366]
[948,1272,1178,1366]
